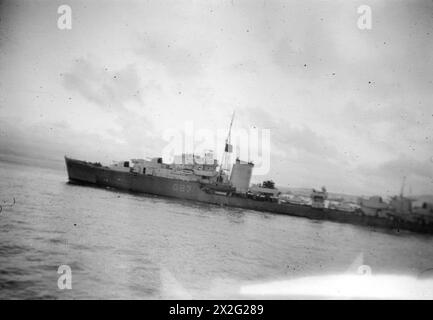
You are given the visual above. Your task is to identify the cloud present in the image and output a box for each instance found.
[355,156,433,195]
[0,116,167,166]
[1,0,432,196]
[63,58,143,112]
[0,118,115,162]
[56,56,172,160]
[336,100,433,161]
[239,107,338,159]
[360,156,433,181]
[135,36,205,77]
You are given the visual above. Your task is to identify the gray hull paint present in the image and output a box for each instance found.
[65,157,433,235]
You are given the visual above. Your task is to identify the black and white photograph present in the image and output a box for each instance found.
[1,0,433,302]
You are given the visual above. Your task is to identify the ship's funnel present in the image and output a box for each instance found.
[230,159,254,193]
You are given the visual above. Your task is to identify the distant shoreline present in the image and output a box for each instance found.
[0,153,65,172]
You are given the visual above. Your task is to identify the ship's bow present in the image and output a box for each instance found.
[64,156,98,184]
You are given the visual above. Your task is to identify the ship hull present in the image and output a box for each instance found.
[65,157,433,235]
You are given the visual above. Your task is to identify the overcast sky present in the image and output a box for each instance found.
[0,0,432,196]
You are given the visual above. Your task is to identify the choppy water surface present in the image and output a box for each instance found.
[1,160,433,299]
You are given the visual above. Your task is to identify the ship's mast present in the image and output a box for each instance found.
[219,111,235,176]
[400,176,406,197]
